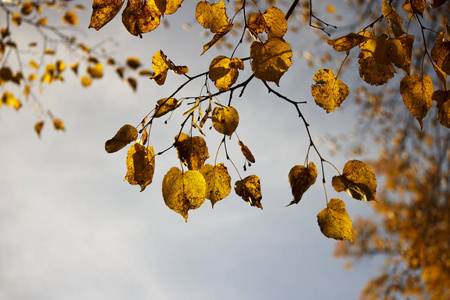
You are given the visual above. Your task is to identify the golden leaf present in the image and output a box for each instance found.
[317,198,353,242]
[34,121,44,138]
[311,69,349,113]
[287,162,317,206]
[2,92,21,110]
[174,133,210,171]
[53,119,65,131]
[211,106,239,136]
[89,0,125,30]
[247,12,265,35]
[195,0,229,34]
[124,143,155,191]
[209,56,243,91]
[126,57,141,69]
[122,0,161,36]
[153,97,180,118]
[155,0,184,15]
[235,175,263,209]
[87,63,104,79]
[327,33,368,53]
[0,67,13,81]
[12,13,21,26]
[332,160,377,202]
[21,1,33,15]
[61,11,78,26]
[432,90,450,128]
[400,75,434,128]
[431,32,450,76]
[397,34,414,74]
[150,50,188,85]
[262,6,287,38]
[105,124,138,153]
[238,140,255,163]
[200,163,231,207]
[402,0,426,16]
[201,23,233,55]
[382,0,404,37]
[81,76,92,87]
[37,17,48,26]
[127,77,137,92]
[431,0,447,9]
[162,167,206,222]
[250,37,292,86]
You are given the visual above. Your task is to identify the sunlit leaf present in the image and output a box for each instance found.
[174,133,210,171]
[200,163,231,207]
[432,90,450,128]
[81,76,92,87]
[211,106,239,136]
[150,50,188,85]
[239,140,255,163]
[431,32,450,77]
[34,121,44,138]
[400,75,434,128]
[317,198,353,242]
[155,0,184,15]
[195,0,229,33]
[262,6,287,38]
[21,1,33,15]
[162,167,206,222]
[209,56,244,91]
[2,91,21,110]
[287,162,317,206]
[311,69,350,113]
[397,34,414,74]
[53,119,65,131]
[124,143,155,191]
[127,77,137,92]
[201,23,233,55]
[12,13,21,26]
[37,17,48,26]
[89,0,125,30]
[153,97,180,118]
[250,37,292,86]
[122,0,161,36]
[327,33,369,53]
[382,0,404,37]
[235,175,263,209]
[126,56,141,69]
[87,63,104,79]
[332,160,377,202]
[247,12,265,35]
[61,11,78,26]
[105,124,138,153]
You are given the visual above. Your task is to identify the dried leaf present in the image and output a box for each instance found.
[209,56,244,91]
[53,119,65,131]
[105,124,138,153]
[89,0,124,30]
[87,63,104,78]
[402,0,426,17]
[155,0,184,15]
[122,0,161,36]
[34,121,44,137]
[317,198,353,242]
[21,1,33,16]
[125,143,155,191]
[250,37,292,86]
[174,133,210,171]
[311,69,349,113]
[431,32,450,76]
[327,33,368,53]
[2,92,21,110]
[200,163,231,207]
[397,34,414,74]
[150,50,187,85]
[61,11,78,26]
[126,56,141,69]
[201,23,233,55]
[162,167,206,222]
[332,160,377,202]
[247,12,265,35]
[262,6,287,38]
[235,175,263,209]
[432,90,450,128]
[153,97,180,118]
[238,140,255,163]
[400,75,434,128]
[211,106,239,136]
[382,0,404,37]
[287,162,317,206]
[195,0,229,33]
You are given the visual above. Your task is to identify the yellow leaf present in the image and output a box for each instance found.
[400,75,434,128]
[402,0,426,16]
[61,11,78,26]
[126,57,141,69]
[209,56,243,91]
[250,37,292,86]
[201,23,233,55]
[87,63,104,78]
[53,118,65,131]
[287,162,317,206]
[311,69,349,113]
[199,163,231,207]
[235,175,263,209]
[332,160,377,202]
[155,0,184,15]
[21,1,33,15]
[89,0,125,30]
[124,143,155,191]
[397,34,414,74]
[127,77,137,92]
[44,49,55,55]
[105,124,138,153]
[150,50,188,85]
[12,13,21,26]
[35,121,44,138]
[327,5,336,14]
[238,140,255,163]
[153,97,180,118]
[247,12,265,35]
[262,6,287,38]
[327,33,369,53]
[81,76,92,87]
[432,90,450,129]
[122,0,161,36]
[2,92,21,110]
[162,167,206,222]
[29,60,39,69]
[195,0,229,33]
[431,32,450,76]
[211,106,239,136]
[37,17,48,26]
[70,62,79,74]
[174,133,210,171]
[382,0,404,37]
[317,198,353,242]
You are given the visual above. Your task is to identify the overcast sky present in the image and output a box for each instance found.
[0,1,382,299]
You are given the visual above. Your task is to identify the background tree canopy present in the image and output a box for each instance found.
[0,0,448,299]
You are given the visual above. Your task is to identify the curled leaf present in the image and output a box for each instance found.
[200,163,231,207]
[105,124,138,153]
[239,140,255,163]
[287,162,317,206]
[151,50,188,85]
[122,0,161,36]
[162,167,206,222]
[311,69,349,113]
[211,106,239,136]
[153,97,180,118]
[89,0,124,30]
[174,133,210,170]
[209,56,244,91]
[195,0,229,33]
[327,33,368,53]
[317,198,353,242]
[125,143,155,191]
[235,175,263,209]
[432,90,450,128]
[34,121,44,137]
[332,160,377,202]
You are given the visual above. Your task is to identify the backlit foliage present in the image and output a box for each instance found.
[2,0,449,297]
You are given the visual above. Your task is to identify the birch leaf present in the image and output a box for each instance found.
[235,175,263,209]
[200,163,231,207]
[89,0,124,30]
[400,75,434,128]
[124,143,155,191]
[105,124,138,153]
[287,162,317,206]
[317,198,354,242]
[174,133,210,170]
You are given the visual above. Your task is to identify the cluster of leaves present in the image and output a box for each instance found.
[0,0,152,136]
